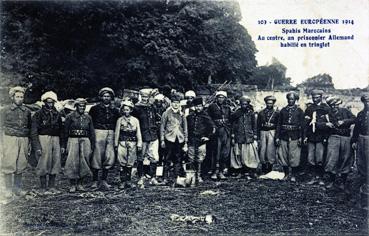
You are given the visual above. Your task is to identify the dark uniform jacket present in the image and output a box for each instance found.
[304,103,331,142]
[231,108,257,144]
[276,105,304,141]
[63,111,95,148]
[257,108,279,139]
[187,111,215,146]
[0,104,31,137]
[132,103,160,142]
[88,103,120,130]
[31,106,64,151]
[328,107,355,137]
[207,103,232,130]
[352,108,369,143]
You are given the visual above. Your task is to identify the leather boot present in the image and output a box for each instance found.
[119,169,126,190]
[137,161,144,178]
[197,163,203,183]
[261,164,267,174]
[13,173,26,196]
[282,167,289,180]
[49,174,56,189]
[3,174,13,198]
[101,169,111,190]
[40,175,47,191]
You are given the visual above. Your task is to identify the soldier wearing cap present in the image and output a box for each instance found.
[257,95,279,174]
[132,88,161,186]
[352,94,369,185]
[0,86,31,197]
[114,100,142,189]
[160,92,188,183]
[63,98,95,193]
[184,90,196,117]
[206,91,232,180]
[324,96,355,189]
[230,96,259,179]
[186,97,215,184]
[275,91,304,181]
[31,91,64,194]
[88,87,119,190]
[304,89,332,185]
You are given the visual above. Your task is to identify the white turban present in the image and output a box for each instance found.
[41,91,58,102]
[9,86,25,97]
[185,90,196,98]
[215,91,227,98]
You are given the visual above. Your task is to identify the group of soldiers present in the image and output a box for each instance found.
[1,85,368,197]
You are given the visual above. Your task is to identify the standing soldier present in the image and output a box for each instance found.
[89,87,119,190]
[351,94,369,185]
[184,90,196,117]
[324,97,355,189]
[63,98,95,193]
[132,89,160,185]
[0,86,31,197]
[160,93,188,183]
[114,100,142,189]
[186,97,215,184]
[304,90,332,185]
[207,91,232,180]
[275,91,304,181]
[230,96,259,179]
[31,91,64,194]
[257,95,279,174]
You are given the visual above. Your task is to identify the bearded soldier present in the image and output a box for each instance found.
[186,97,215,184]
[88,87,119,190]
[304,89,332,185]
[132,89,161,185]
[324,96,355,189]
[352,94,369,186]
[257,95,279,174]
[207,91,232,180]
[31,91,64,194]
[1,86,31,197]
[230,96,259,179]
[275,91,304,181]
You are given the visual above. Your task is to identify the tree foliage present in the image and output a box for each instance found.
[298,73,335,90]
[0,0,257,101]
[248,58,291,90]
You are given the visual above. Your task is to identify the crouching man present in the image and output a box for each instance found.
[31,91,64,194]
[186,97,215,184]
[114,100,142,189]
[63,98,95,193]
[1,86,31,197]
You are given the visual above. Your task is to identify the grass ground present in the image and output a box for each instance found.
[0,167,368,235]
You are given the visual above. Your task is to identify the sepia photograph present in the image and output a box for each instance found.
[0,0,368,235]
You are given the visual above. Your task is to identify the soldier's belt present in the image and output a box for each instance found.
[119,136,137,142]
[281,125,300,131]
[261,123,276,128]
[120,131,137,141]
[69,130,89,137]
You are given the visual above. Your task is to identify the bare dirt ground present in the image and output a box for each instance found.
[0,168,368,235]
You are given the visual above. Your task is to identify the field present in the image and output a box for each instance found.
[0,168,368,235]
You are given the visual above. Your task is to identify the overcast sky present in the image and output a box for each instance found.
[238,0,369,89]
